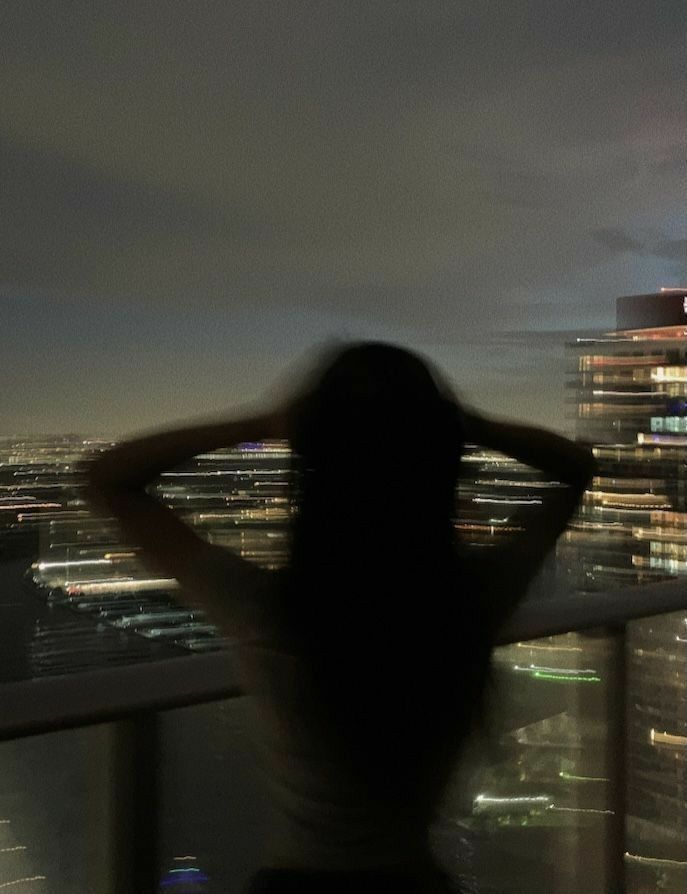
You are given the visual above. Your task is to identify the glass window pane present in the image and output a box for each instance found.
[625,610,687,893]
[158,699,273,893]
[436,630,621,894]
[0,725,112,893]
[158,630,622,894]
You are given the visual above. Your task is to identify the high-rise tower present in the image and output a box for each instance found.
[562,289,687,881]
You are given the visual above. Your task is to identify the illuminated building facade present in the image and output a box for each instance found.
[562,289,687,880]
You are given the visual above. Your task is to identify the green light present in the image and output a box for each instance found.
[533,672,601,682]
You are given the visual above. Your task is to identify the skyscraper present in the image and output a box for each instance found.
[562,289,687,885]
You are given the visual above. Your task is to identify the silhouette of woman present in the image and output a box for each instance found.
[87,343,594,893]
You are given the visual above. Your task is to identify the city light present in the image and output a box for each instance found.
[649,728,687,747]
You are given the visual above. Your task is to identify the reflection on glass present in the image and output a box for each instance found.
[431,631,618,894]
[0,726,110,893]
[159,855,210,891]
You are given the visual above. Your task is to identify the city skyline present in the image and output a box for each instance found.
[2,291,687,890]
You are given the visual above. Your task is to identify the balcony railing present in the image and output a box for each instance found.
[0,567,686,893]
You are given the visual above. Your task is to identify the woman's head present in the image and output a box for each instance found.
[289,342,464,566]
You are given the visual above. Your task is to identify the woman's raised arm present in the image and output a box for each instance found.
[462,410,595,493]
[460,409,596,625]
[87,410,284,493]
[85,409,286,635]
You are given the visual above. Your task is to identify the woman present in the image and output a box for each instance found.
[87,343,594,893]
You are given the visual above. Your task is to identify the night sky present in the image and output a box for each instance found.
[2,2,685,435]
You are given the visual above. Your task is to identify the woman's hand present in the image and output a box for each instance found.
[85,407,280,636]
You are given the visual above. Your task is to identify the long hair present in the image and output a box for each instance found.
[284,343,486,807]
[289,342,463,570]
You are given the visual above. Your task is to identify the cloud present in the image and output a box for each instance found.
[586,229,686,283]
[0,134,270,298]
[590,228,646,257]
[0,1,684,436]
[652,239,687,263]
[0,3,684,342]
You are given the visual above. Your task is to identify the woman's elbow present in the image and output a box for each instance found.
[569,445,596,493]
